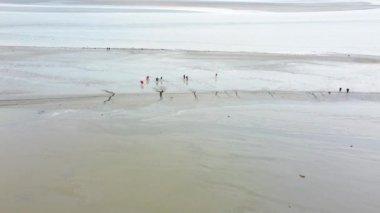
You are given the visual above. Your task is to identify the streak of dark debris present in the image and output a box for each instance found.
[104,90,115,103]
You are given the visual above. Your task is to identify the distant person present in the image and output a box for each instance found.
[140,80,144,89]
[156,77,159,85]
[183,74,186,80]
[146,76,150,84]
[339,88,342,92]
[346,88,350,93]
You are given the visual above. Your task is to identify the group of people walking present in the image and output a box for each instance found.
[183,75,189,84]
[339,87,350,93]
[139,72,222,87]
[328,87,351,95]
[140,74,193,87]
[140,76,164,87]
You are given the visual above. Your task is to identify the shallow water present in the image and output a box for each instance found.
[1,47,380,98]
[1,4,380,54]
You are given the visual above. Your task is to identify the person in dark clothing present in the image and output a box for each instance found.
[145,76,150,84]
[339,88,342,92]
[346,88,350,93]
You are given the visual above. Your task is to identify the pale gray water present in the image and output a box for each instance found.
[1,4,380,54]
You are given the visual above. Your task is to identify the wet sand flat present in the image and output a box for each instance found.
[1,46,380,212]
[1,1,380,212]
[1,47,380,99]
[1,93,380,213]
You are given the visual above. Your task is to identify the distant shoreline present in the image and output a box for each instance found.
[2,45,380,62]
